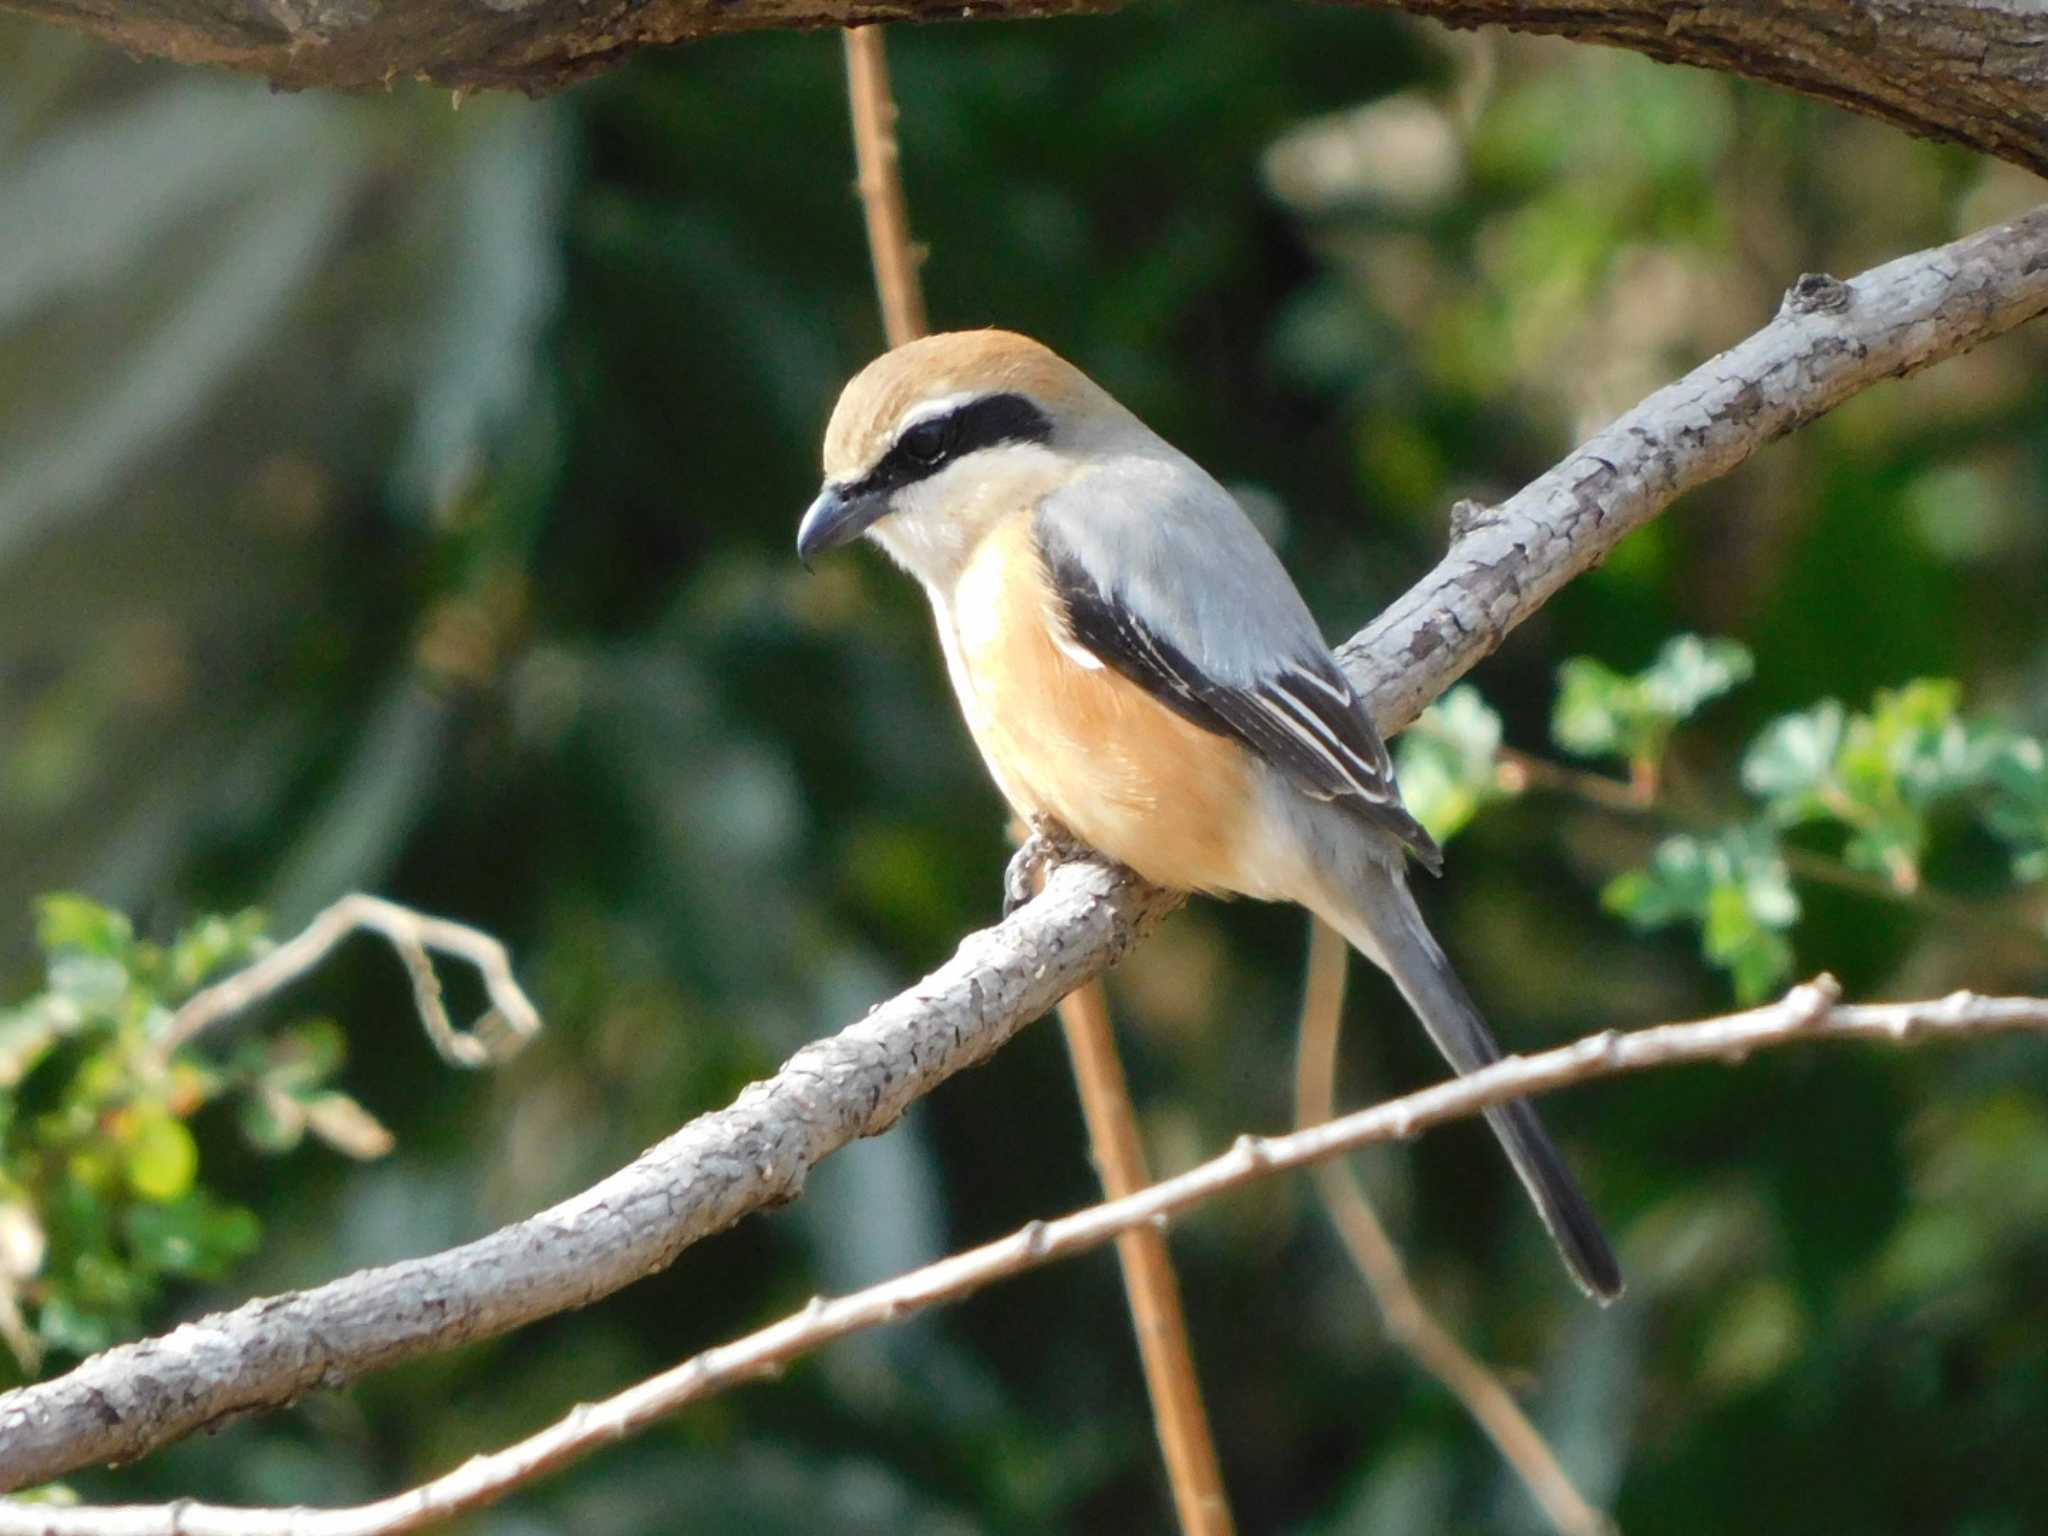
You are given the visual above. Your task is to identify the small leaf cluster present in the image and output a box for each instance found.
[1741,680,2046,888]
[0,897,390,1374]
[1395,639,2048,1002]
[1553,634,1755,785]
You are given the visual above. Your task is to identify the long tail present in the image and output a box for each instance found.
[1314,863,1624,1303]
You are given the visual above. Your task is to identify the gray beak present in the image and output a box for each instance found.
[796,484,888,568]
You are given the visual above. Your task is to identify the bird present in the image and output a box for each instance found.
[796,329,1622,1302]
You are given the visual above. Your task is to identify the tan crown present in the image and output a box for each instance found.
[820,329,1109,482]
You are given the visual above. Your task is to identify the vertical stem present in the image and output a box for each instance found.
[1295,918,1614,1536]
[841,29,1231,1530]
[1058,980,1236,1536]
[843,26,928,349]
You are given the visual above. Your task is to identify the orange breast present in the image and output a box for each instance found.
[944,514,1256,896]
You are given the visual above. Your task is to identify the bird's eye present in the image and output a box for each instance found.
[898,415,954,466]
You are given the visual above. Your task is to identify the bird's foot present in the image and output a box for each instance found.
[1003,816,1085,917]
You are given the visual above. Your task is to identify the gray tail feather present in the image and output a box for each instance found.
[1323,866,1625,1303]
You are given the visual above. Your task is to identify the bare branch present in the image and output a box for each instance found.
[1336,210,2048,729]
[844,26,929,352]
[1055,979,1233,1536]
[1,206,2043,1493]
[154,894,540,1069]
[1294,919,1612,1536]
[4,0,2045,185]
[7,978,2047,1533]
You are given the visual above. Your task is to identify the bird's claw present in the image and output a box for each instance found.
[1003,818,1082,917]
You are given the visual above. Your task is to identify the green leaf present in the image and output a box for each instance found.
[1555,634,1752,768]
[122,1193,261,1280]
[1741,702,1846,814]
[43,953,128,1015]
[1639,634,1755,721]
[1552,657,1633,759]
[0,1005,63,1089]
[1392,685,1508,843]
[1740,681,2012,893]
[164,909,269,1000]
[33,894,132,960]
[1602,835,1714,929]
[1985,735,2048,883]
[122,1108,198,1202]
[1601,827,1797,1000]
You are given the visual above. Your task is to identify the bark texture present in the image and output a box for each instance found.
[0,203,2042,1495]
[2,0,2046,185]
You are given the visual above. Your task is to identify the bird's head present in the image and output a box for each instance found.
[797,329,1131,585]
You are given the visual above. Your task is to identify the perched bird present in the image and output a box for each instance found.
[797,329,1622,1301]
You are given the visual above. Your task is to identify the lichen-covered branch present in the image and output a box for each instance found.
[7,976,2048,1533]
[0,204,2044,1494]
[1,0,2046,184]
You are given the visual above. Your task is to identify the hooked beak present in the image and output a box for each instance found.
[796,483,888,568]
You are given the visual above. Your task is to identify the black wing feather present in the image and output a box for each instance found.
[1041,533,1442,872]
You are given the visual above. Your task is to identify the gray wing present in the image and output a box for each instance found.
[1035,454,1441,872]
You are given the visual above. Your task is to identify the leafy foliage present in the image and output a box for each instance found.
[1553,634,1754,775]
[1402,639,2048,1000]
[1743,681,2043,887]
[1389,685,1509,842]
[0,896,386,1373]
[1602,827,1799,1003]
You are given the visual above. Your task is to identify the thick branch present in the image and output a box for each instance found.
[1344,0,2048,179]
[6,978,2048,1533]
[0,0,2042,182]
[0,206,2044,1493]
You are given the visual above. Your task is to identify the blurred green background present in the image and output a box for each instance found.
[3,5,2047,1530]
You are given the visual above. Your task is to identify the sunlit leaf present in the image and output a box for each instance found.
[1555,634,1751,768]
[1742,702,1846,813]
[1985,735,2048,882]
[122,1108,198,1203]
[1639,634,1754,721]
[1392,684,1509,843]
[33,894,132,960]
[1602,827,1796,999]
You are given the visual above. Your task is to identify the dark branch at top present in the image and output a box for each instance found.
[2,0,2047,184]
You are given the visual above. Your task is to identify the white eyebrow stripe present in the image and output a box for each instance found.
[895,391,978,437]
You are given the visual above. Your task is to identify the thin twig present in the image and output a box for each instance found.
[154,894,540,1069]
[844,26,927,350]
[1294,919,1614,1536]
[11,978,2048,1533]
[843,26,1230,1530]
[1057,982,1234,1536]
